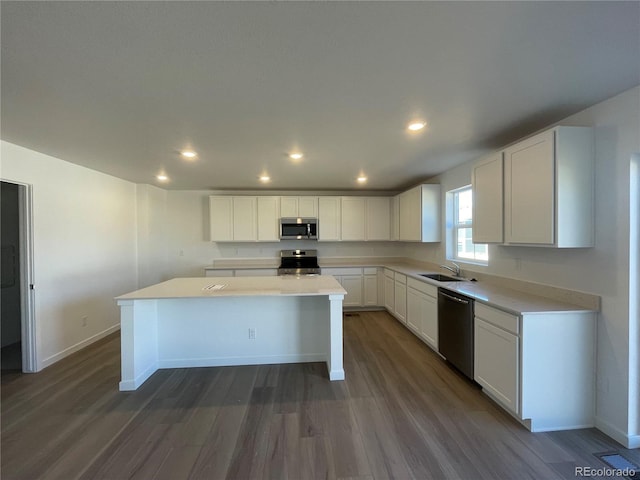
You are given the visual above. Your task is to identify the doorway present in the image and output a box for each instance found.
[1,180,36,374]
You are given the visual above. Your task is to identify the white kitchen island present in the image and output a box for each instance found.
[115,276,346,391]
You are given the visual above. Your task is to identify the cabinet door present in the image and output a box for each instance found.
[406,287,421,333]
[420,292,438,350]
[341,275,363,307]
[363,274,378,306]
[298,197,318,217]
[391,195,400,241]
[257,197,280,241]
[394,281,407,323]
[341,197,366,241]
[472,152,504,243]
[384,275,394,312]
[280,197,298,217]
[232,197,257,241]
[399,187,421,241]
[474,318,519,414]
[366,197,391,240]
[209,196,233,242]
[504,130,555,245]
[318,197,341,241]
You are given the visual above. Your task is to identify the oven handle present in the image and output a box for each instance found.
[440,291,470,305]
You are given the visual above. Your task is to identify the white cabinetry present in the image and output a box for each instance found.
[323,268,363,307]
[366,197,391,241]
[472,152,504,243]
[503,126,593,247]
[318,197,341,241]
[280,196,318,218]
[209,196,258,242]
[398,185,441,242]
[363,267,379,306]
[257,196,280,241]
[340,197,391,241]
[393,273,407,323]
[474,304,519,414]
[205,268,277,277]
[474,302,596,431]
[383,269,394,312]
[406,278,438,350]
[341,197,366,241]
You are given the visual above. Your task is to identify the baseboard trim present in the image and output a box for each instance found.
[40,324,120,370]
[595,416,639,449]
[157,353,326,369]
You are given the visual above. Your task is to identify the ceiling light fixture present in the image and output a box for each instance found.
[181,150,197,159]
[289,153,303,160]
[407,121,426,132]
[156,174,169,182]
[357,175,368,183]
[259,175,271,183]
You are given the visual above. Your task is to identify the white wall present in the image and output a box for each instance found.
[136,184,169,287]
[0,141,138,369]
[403,86,640,447]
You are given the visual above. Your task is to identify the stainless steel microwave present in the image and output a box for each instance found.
[280,218,318,240]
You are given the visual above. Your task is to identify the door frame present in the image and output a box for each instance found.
[2,179,37,372]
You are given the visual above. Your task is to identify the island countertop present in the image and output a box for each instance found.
[116,275,346,301]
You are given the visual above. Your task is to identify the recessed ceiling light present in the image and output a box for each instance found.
[156,174,169,182]
[259,175,271,183]
[181,150,197,159]
[289,153,303,160]
[407,121,426,132]
[357,176,368,183]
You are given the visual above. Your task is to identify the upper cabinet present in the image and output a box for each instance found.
[318,196,341,241]
[257,196,280,242]
[503,127,593,248]
[398,185,441,242]
[472,152,504,243]
[210,196,257,242]
[341,197,391,241]
[280,196,318,218]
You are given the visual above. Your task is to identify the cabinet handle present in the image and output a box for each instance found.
[440,291,469,305]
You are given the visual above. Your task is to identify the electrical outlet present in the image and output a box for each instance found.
[248,328,256,339]
[81,316,88,327]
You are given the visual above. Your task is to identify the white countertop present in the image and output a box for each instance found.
[203,258,598,315]
[116,275,346,301]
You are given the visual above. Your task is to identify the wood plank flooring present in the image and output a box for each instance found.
[2,310,638,480]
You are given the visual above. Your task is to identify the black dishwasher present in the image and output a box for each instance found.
[438,288,475,380]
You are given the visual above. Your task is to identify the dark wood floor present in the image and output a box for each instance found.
[2,311,638,480]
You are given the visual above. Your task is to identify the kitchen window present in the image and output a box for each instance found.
[449,186,488,264]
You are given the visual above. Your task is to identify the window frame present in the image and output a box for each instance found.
[447,185,488,265]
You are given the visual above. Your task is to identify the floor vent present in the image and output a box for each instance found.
[344,313,360,317]
[595,452,639,478]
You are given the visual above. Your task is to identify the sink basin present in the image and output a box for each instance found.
[419,273,464,282]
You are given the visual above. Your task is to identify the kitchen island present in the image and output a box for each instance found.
[115,276,346,391]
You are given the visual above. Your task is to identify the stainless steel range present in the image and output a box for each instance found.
[277,249,321,276]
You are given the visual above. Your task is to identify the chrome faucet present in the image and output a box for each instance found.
[440,262,461,277]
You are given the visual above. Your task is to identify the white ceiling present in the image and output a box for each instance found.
[2,1,639,191]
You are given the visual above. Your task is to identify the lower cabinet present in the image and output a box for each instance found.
[393,273,407,323]
[340,275,363,307]
[406,278,438,350]
[474,302,596,432]
[383,269,394,312]
[363,268,379,306]
[475,315,519,414]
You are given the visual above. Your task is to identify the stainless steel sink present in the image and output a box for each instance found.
[419,273,465,282]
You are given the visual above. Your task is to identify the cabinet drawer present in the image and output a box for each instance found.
[475,303,519,335]
[394,272,407,284]
[407,278,437,297]
[384,268,394,279]
[323,267,362,276]
[363,267,378,275]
